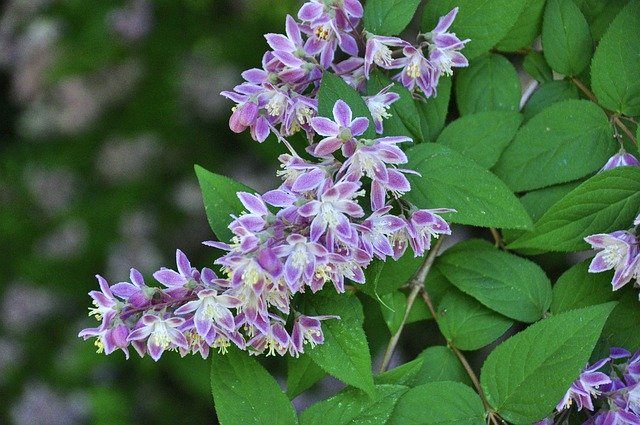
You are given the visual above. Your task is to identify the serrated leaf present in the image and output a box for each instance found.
[542,0,593,76]
[551,260,620,314]
[417,76,451,142]
[522,80,580,122]
[481,303,616,423]
[493,99,615,192]
[455,54,521,115]
[300,384,408,425]
[523,51,553,83]
[286,354,326,399]
[388,381,485,425]
[591,1,640,116]
[380,290,432,334]
[367,71,423,142]
[318,73,375,139]
[364,0,422,35]
[598,293,640,357]
[422,0,527,60]
[405,143,532,229]
[437,239,552,322]
[210,347,297,425]
[436,111,522,168]
[362,251,423,297]
[495,0,547,52]
[376,358,426,387]
[303,291,375,396]
[437,290,514,350]
[508,167,640,251]
[195,165,254,242]
[424,266,455,306]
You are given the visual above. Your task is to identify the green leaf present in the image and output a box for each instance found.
[405,143,533,229]
[417,79,451,144]
[542,0,593,76]
[523,51,553,83]
[195,165,254,242]
[493,99,615,192]
[455,54,521,115]
[481,303,616,423]
[508,167,640,251]
[495,0,547,52]
[210,347,297,425]
[388,381,486,425]
[422,0,526,60]
[364,0,422,35]
[300,384,409,425]
[551,260,620,314]
[591,1,640,116]
[363,251,423,297]
[318,73,375,139]
[436,111,522,168]
[437,290,514,350]
[574,0,628,42]
[599,293,640,357]
[376,358,426,386]
[380,290,432,333]
[303,291,375,396]
[286,354,326,399]
[522,80,580,122]
[366,71,423,142]
[437,239,552,322]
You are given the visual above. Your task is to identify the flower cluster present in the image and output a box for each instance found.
[221,0,469,143]
[538,348,640,424]
[584,213,640,295]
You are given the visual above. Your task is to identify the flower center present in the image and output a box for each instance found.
[374,44,393,67]
[407,62,421,79]
[314,25,331,41]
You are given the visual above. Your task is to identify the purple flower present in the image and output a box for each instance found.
[364,34,408,78]
[127,314,189,361]
[298,0,363,31]
[584,231,638,290]
[290,314,338,356]
[392,45,437,97]
[364,85,401,134]
[265,15,310,82]
[153,249,199,288]
[110,268,152,309]
[600,149,640,172]
[407,208,455,257]
[282,94,317,138]
[557,357,612,411]
[174,289,242,344]
[424,8,469,78]
[248,321,290,356]
[79,322,130,359]
[309,100,369,157]
[272,234,328,292]
[87,275,119,324]
[332,57,366,92]
[357,207,406,259]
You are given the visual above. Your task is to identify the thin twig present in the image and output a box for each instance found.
[489,228,506,250]
[378,237,446,372]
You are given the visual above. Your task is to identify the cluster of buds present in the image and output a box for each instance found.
[537,348,640,424]
[222,0,468,143]
[79,0,467,361]
[584,213,640,295]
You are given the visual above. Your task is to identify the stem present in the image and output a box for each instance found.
[570,77,637,146]
[490,228,506,250]
[267,123,299,156]
[378,237,445,372]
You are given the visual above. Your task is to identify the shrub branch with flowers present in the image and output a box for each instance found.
[78,0,640,423]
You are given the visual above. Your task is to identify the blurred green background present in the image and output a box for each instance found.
[0,0,299,423]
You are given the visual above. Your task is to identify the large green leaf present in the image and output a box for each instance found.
[455,54,521,115]
[210,348,297,425]
[522,80,579,122]
[303,291,375,396]
[437,290,514,350]
[422,0,526,60]
[364,0,422,35]
[551,260,619,314]
[380,290,432,333]
[417,76,452,143]
[366,71,423,143]
[300,384,409,425]
[481,303,616,423]
[599,294,640,358]
[436,239,552,322]
[318,73,375,139]
[495,0,547,52]
[436,111,522,168]
[195,165,254,242]
[493,99,615,192]
[542,0,593,76]
[286,354,325,399]
[387,381,486,425]
[362,251,423,297]
[591,1,640,116]
[508,167,640,251]
[405,143,533,229]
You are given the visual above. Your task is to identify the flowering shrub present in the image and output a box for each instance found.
[78,0,640,423]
